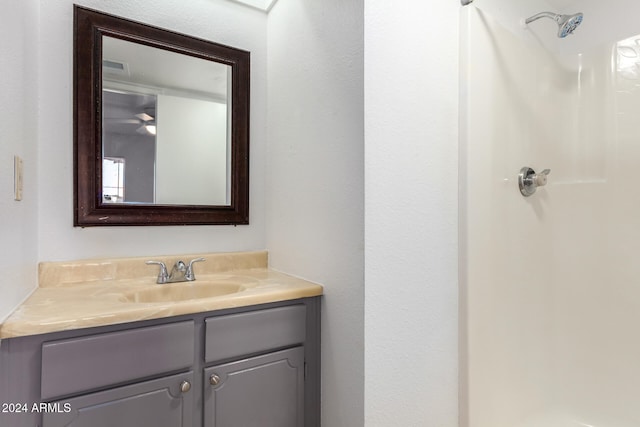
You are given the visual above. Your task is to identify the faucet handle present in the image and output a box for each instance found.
[185,258,205,281]
[146,260,169,284]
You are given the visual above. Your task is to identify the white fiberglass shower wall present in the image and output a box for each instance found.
[460,0,640,426]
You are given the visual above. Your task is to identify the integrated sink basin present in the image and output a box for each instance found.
[0,251,325,339]
[123,281,245,303]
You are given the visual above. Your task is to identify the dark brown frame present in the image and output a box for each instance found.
[74,5,249,226]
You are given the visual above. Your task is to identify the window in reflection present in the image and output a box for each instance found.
[103,90,157,204]
[103,157,125,203]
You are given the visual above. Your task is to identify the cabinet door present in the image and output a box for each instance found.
[42,371,194,427]
[204,347,304,427]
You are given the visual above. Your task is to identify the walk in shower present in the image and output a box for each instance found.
[460,0,640,426]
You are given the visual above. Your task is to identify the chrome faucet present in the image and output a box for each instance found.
[146,258,205,284]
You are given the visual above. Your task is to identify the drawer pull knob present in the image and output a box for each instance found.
[180,380,191,393]
[210,374,221,386]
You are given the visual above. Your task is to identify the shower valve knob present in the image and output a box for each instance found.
[534,169,551,186]
[519,167,551,197]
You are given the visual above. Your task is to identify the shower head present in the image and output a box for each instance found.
[525,11,583,38]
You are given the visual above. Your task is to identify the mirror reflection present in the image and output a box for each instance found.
[102,36,232,206]
[74,5,250,226]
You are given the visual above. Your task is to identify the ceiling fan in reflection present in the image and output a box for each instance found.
[106,112,156,135]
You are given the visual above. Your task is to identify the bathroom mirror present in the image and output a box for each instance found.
[74,6,249,226]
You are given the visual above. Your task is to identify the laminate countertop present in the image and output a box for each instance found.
[0,251,323,339]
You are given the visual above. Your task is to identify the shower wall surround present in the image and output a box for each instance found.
[461,4,640,427]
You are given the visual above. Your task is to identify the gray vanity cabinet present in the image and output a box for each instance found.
[204,347,304,427]
[0,297,321,427]
[42,372,195,427]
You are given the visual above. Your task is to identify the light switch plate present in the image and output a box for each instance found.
[14,155,23,201]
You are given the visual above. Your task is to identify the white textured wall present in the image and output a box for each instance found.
[364,1,459,426]
[37,0,267,260]
[0,0,40,321]
[2,2,464,424]
[266,0,364,426]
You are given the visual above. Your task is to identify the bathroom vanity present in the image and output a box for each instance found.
[0,251,322,427]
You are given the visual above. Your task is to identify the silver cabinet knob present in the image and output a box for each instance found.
[180,380,191,393]
[210,374,221,386]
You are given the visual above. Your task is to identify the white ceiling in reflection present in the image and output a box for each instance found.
[102,36,229,102]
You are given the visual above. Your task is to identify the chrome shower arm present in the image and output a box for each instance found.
[461,0,474,5]
[525,12,559,25]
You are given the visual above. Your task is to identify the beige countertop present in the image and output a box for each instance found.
[0,251,323,339]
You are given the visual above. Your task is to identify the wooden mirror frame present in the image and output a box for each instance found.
[74,6,249,226]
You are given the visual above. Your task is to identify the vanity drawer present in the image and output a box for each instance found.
[41,321,194,399]
[205,305,306,363]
